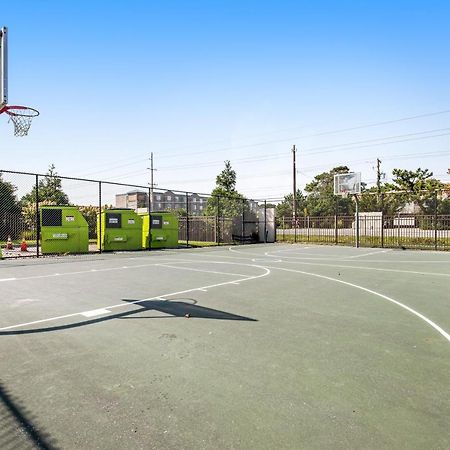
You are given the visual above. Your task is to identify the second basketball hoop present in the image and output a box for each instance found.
[334,172,361,197]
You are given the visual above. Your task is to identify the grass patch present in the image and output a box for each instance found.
[276,233,450,250]
[178,240,219,247]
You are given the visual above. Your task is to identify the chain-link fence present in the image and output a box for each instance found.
[0,169,270,258]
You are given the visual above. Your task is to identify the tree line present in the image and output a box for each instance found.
[275,166,450,219]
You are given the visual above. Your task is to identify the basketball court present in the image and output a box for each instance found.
[1,244,449,449]
[1,22,449,450]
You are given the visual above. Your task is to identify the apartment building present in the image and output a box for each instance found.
[115,190,208,215]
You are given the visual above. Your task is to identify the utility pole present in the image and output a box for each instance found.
[292,145,297,224]
[147,152,157,211]
[376,158,382,193]
[376,158,386,203]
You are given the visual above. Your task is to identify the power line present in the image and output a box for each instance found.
[157,129,450,172]
[155,108,450,160]
[68,109,450,179]
[302,127,450,155]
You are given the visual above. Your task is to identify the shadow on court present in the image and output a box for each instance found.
[121,299,258,321]
[0,299,257,336]
[0,382,57,450]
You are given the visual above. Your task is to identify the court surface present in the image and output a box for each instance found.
[1,244,449,449]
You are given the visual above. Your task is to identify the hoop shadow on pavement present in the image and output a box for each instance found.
[0,300,256,336]
[0,382,57,450]
[120,299,258,321]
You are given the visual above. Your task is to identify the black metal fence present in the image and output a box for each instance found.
[0,169,265,258]
[277,213,450,250]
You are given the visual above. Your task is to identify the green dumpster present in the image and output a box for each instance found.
[40,206,89,254]
[98,209,142,251]
[140,212,179,249]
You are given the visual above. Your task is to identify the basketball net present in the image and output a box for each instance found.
[6,106,39,136]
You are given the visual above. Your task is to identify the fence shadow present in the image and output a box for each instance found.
[0,381,57,449]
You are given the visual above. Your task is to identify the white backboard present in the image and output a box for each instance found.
[0,26,8,105]
[334,172,361,196]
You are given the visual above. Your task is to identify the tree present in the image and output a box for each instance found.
[385,168,444,214]
[304,166,355,216]
[215,160,236,191]
[389,168,437,192]
[358,185,403,215]
[21,164,70,206]
[275,190,307,223]
[205,161,247,218]
[0,173,21,239]
[21,199,54,233]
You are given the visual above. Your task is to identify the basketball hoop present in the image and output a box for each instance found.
[0,104,39,136]
[334,172,361,197]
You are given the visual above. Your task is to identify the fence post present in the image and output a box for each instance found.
[307,216,310,242]
[242,198,245,239]
[148,187,152,213]
[381,193,384,248]
[216,196,220,245]
[98,181,102,253]
[186,192,190,247]
[264,200,267,243]
[294,213,297,243]
[355,194,360,248]
[334,198,338,245]
[35,174,40,258]
[282,216,285,241]
[434,190,438,251]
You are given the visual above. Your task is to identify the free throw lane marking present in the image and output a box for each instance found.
[0,263,270,331]
[80,308,111,318]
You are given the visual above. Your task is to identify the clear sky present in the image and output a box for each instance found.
[1,0,450,204]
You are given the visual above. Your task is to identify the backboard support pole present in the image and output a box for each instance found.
[0,26,8,105]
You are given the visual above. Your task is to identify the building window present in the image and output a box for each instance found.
[156,195,161,201]
[166,196,172,201]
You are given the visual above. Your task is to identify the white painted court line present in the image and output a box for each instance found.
[267,265,450,343]
[262,253,450,277]
[261,250,450,266]
[161,248,450,269]
[155,263,250,278]
[229,246,354,261]
[0,263,271,332]
[81,308,111,318]
[347,250,392,259]
[0,259,202,283]
[0,312,82,331]
[341,259,450,264]
[263,246,450,264]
